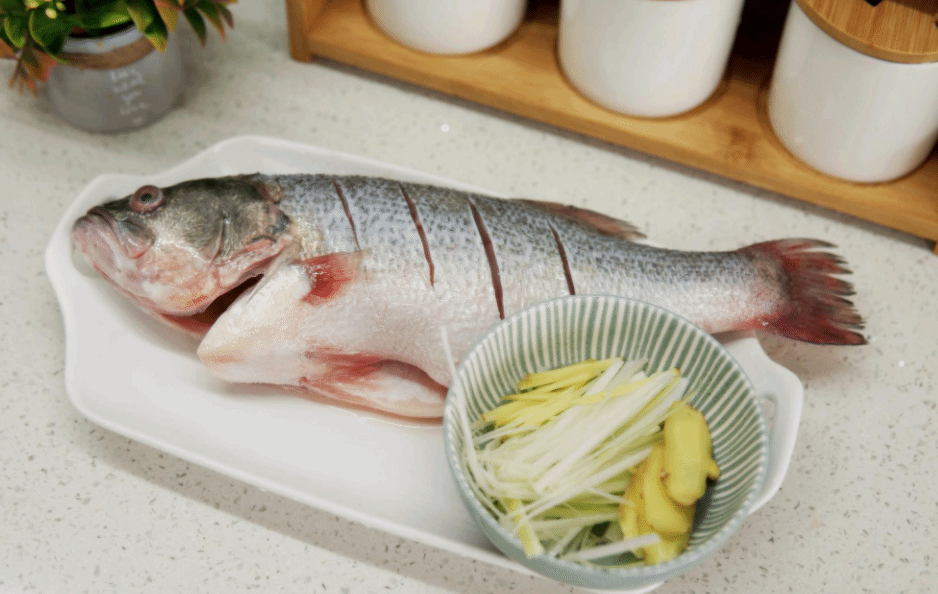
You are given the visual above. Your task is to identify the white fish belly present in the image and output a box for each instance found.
[197,257,501,417]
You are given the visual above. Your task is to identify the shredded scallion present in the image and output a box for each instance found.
[461,355,691,563]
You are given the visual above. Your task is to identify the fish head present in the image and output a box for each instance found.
[72,176,294,327]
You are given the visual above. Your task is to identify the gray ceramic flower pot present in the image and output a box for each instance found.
[47,25,185,133]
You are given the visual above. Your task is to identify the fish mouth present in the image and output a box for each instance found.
[72,209,194,321]
[72,210,122,277]
[73,207,154,260]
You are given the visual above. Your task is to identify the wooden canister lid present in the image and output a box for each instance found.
[795,0,938,63]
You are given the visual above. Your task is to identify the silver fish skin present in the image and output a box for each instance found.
[72,174,865,418]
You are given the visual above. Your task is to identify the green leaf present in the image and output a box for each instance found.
[7,38,58,93]
[123,0,157,32]
[0,0,27,16]
[216,3,233,28]
[24,39,54,70]
[196,0,224,39]
[3,13,27,47]
[182,6,204,44]
[27,6,71,55]
[77,4,132,32]
[143,16,167,51]
[153,0,178,32]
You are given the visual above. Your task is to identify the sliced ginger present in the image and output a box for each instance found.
[643,444,696,537]
[636,507,691,565]
[618,403,719,564]
[663,403,721,506]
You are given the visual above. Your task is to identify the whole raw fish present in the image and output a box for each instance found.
[72,174,864,418]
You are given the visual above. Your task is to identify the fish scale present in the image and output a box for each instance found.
[553,227,766,334]
[257,175,358,257]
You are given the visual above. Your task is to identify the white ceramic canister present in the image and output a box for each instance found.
[47,26,185,133]
[365,0,528,55]
[557,0,746,118]
[768,1,938,183]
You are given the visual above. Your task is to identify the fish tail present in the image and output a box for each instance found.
[741,239,866,345]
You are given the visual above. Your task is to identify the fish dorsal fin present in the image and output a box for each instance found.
[513,199,645,241]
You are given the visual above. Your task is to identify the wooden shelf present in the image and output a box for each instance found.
[286,0,938,252]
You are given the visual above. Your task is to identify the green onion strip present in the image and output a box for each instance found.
[463,351,692,562]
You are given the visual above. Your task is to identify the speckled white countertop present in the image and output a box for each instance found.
[1,1,936,593]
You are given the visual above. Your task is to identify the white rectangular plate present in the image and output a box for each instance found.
[45,136,802,594]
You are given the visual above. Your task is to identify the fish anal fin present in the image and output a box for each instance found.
[514,198,645,241]
[298,354,447,419]
[301,347,383,383]
[301,251,364,305]
[742,239,866,346]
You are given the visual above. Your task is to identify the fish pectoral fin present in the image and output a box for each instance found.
[513,198,645,241]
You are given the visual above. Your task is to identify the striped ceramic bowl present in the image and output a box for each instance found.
[443,295,769,591]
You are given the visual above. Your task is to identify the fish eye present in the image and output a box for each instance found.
[130,185,165,214]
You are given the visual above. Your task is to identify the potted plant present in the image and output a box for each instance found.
[0,0,236,131]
